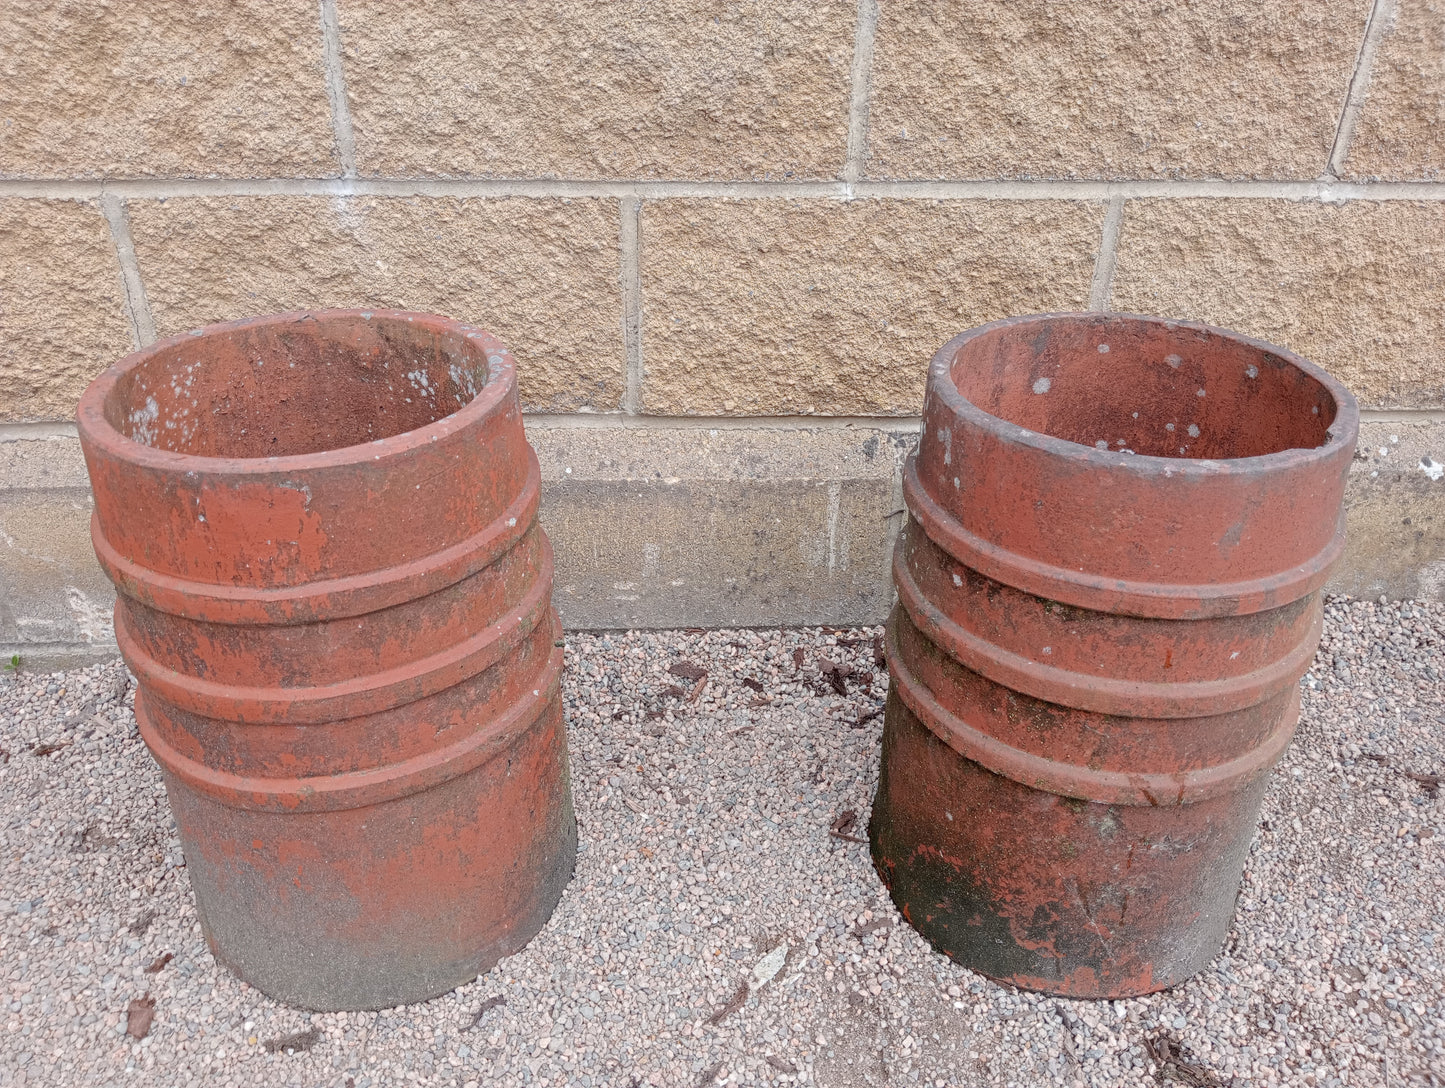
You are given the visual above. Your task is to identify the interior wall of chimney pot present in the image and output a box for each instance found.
[104,317,492,459]
[950,321,1339,460]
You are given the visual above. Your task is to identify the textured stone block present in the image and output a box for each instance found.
[531,424,905,629]
[128,196,624,411]
[867,0,1371,179]
[0,200,133,422]
[641,198,1104,415]
[0,1,336,178]
[1344,0,1445,180]
[1110,199,1445,408]
[339,0,852,179]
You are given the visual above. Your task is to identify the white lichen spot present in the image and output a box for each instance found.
[1245,364,1258,379]
[1165,354,1182,368]
[1420,456,1445,482]
[952,573,962,587]
[1312,405,1319,414]
[128,395,160,446]
[508,517,518,527]
[1188,424,1201,438]
[1379,448,1390,458]
[952,476,960,489]
[65,587,112,644]
[1131,411,1139,419]
[1095,440,1109,450]
[1042,646,1052,655]
[1032,377,1052,394]
[1097,344,1110,354]
[1166,422,1175,432]
[1196,388,1207,398]
[1230,651,1240,660]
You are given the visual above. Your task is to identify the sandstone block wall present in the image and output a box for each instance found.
[1,0,1443,661]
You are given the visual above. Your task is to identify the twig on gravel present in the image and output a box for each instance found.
[830,811,867,845]
[468,994,507,1030]
[687,677,708,703]
[126,995,155,1040]
[262,1027,322,1054]
[766,1055,798,1074]
[31,741,68,757]
[144,952,172,974]
[706,979,749,1026]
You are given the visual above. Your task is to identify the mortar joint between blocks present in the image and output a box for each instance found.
[1327,0,1397,179]
[98,192,156,350]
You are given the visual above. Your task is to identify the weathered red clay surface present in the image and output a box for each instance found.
[77,310,574,1011]
[870,312,1358,997]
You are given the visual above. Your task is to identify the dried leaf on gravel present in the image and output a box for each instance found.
[747,696,772,708]
[872,636,886,666]
[1363,751,1390,764]
[263,1027,322,1054]
[852,919,892,939]
[853,707,883,729]
[830,810,867,844]
[144,952,173,973]
[659,684,685,699]
[1144,1031,1220,1086]
[31,742,68,756]
[706,979,749,1026]
[668,661,707,681]
[1404,771,1442,797]
[819,662,849,696]
[766,1055,798,1074]
[128,909,157,936]
[741,677,764,692]
[697,1061,724,1086]
[469,994,507,1029]
[126,995,155,1040]
[792,647,805,669]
